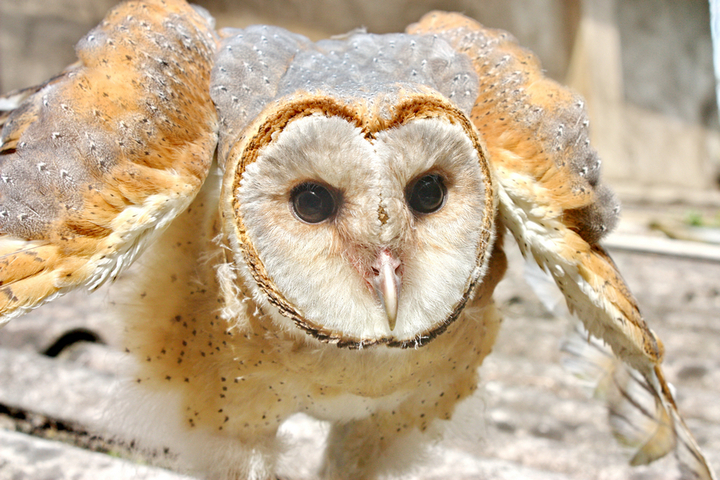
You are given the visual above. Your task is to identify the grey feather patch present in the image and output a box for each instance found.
[563,185,620,244]
[211,27,480,166]
[0,85,90,239]
[1,3,217,243]
[276,32,478,114]
[211,26,313,163]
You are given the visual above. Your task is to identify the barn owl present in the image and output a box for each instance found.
[0,1,715,479]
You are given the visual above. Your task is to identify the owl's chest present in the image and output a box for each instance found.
[299,388,411,423]
[227,301,502,430]
[241,300,501,404]
[122,267,501,437]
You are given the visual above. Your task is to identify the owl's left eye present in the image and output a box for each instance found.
[406,174,447,215]
[290,182,337,224]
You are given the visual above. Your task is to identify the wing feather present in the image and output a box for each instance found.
[562,326,716,479]
[0,0,219,324]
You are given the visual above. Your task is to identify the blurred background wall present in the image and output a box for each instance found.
[1,0,718,205]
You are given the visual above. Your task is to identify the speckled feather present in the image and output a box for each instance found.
[118,175,507,476]
[0,0,218,322]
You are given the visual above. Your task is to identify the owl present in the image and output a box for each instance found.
[0,1,715,479]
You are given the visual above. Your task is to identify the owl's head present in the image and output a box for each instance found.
[213,28,496,347]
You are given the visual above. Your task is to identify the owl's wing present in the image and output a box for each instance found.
[562,326,715,476]
[409,12,716,479]
[0,0,218,324]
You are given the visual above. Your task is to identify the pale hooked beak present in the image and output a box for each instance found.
[371,248,402,331]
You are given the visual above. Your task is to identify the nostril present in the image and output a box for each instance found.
[371,267,380,276]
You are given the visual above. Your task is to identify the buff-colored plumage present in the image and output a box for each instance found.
[0,0,218,321]
[0,2,715,480]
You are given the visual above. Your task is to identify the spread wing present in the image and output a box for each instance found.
[0,0,218,324]
[409,11,716,479]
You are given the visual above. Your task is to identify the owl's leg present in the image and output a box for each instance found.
[110,381,284,480]
[180,431,280,480]
[319,379,478,480]
[321,412,430,480]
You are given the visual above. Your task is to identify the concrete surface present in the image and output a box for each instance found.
[0,429,194,480]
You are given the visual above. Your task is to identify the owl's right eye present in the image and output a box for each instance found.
[290,182,337,224]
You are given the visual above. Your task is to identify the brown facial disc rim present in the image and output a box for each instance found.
[228,92,495,349]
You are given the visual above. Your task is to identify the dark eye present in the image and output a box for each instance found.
[407,174,447,214]
[290,182,337,224]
